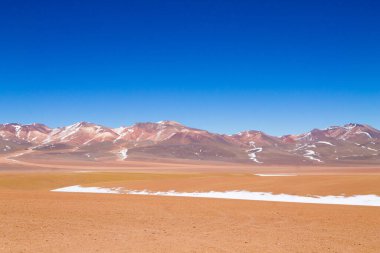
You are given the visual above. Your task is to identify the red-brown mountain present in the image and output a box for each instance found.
[0,121,379,165]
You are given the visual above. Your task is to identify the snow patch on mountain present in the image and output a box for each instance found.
[365,146,378,152]
[316,141,335,146]
[119,149,128,160]
[304,150,323,163]
[247,142,263,163]
[357,131,373,139]
[2,145,11,151]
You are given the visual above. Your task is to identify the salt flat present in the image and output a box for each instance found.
[52,185,380,207]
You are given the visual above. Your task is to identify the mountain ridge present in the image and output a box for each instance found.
[1,121,379,165]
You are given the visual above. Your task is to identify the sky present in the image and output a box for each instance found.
[0,0,379,135]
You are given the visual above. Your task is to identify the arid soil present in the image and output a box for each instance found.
[0,158,379,252]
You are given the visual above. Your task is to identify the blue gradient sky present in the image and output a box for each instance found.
[1,0,379,135]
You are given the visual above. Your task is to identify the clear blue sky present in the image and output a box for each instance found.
[1,0,379,135]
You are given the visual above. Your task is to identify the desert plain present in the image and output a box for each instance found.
[0,155,379,253]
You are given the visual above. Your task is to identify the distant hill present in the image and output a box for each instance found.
[1,121,379,165]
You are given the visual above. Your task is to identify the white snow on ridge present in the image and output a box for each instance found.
[113,127,126,135]
[83,136,97,145]
[295,132,311,141]
[316,141,335,146]
[14,125,22,138]
[58,123,82,142]
[51,186,380,207]
[292,144,316,152]
[357,131,373,139]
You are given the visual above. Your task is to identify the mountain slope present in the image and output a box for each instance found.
[0,121,379,165]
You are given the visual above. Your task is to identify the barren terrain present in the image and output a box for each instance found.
[0,154,379,253]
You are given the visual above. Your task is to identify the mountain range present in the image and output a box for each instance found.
[1,121,379,165]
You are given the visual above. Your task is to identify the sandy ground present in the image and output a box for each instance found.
[0,156,379,252]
